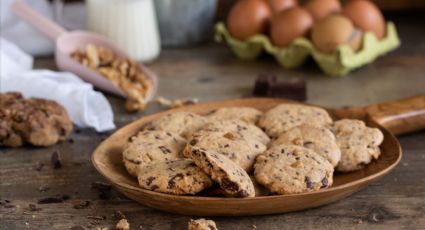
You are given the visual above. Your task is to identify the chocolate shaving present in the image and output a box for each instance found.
[37,197,64,204]
[51,151,62,169]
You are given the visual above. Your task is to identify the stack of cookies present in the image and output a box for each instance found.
[122,104,384,197]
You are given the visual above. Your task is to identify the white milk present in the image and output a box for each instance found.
[86,0,161,62]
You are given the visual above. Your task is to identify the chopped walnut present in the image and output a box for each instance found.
[116,219,130,230]
[70,44,152,112]
[155,96,199,109]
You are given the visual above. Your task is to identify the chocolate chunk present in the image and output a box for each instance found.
[321,177,329,188]
[305,177,314,190]
[190,139,198,145]
[62,194,71,200]
[221,178,239,192]
[37,197,64,204]
[158,146,171,154]
[167,173,184,189]
[73,200,90,209]
[267,80,307,101]
[253,73,277,96]
[146,176,156,186]
[234,190,248,198]
[51,151,62,169]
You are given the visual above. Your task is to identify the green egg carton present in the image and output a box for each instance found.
[214,22,401,76]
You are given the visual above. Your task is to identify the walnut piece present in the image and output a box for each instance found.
[70,44,152,113]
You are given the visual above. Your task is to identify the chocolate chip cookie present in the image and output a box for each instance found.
[258,104,333,138]
[123,130,186,177]
[0,92,73,147]
[203,119,270,145]
[185,147,255,197]
[188,218,218,230]
[270,124,341,167]
[207,106,263,124]
[330,119,384,172]
[184,129,264,172]
[254,144,334,194]
[143,112,207,138]
[137,159,213,195]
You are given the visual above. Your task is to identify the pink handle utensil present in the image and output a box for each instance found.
[12,0,158,100]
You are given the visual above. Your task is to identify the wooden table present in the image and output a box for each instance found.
[1,13,425,230]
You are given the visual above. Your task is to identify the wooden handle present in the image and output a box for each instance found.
[365,95,425,135]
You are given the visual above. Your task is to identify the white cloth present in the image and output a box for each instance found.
[0,38,115,132]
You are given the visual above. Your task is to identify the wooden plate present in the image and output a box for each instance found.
[92,98,402,216]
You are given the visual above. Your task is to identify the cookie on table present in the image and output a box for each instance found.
[254,144,334,195]
[330,119,384,172]
[184,130,264,172]
[207,106,263,124]
[203,119,270,145]
[185,146,255,197]
[143,112,207,138]
[270,124,341,167]
[137,159,213,195]
[258,104,333,138]
[123,130,186,177]
[0,92,73,147]
[188,218,218,230]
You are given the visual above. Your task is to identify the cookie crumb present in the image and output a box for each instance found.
[252,224,257,229]
[188,218,217,230]
[155,96,199,109]
[116,219,130,230]
[356,218,363,224]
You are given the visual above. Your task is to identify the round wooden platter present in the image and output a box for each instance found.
[92,98,402,216]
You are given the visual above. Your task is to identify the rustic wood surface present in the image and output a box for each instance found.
[1,13,425,230]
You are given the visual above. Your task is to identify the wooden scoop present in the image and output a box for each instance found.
[11,0,158,100]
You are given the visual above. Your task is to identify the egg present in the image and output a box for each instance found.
[270,7,313,47]
[305,0,341,21]
[227,0,272,40]
[266,0,298,14]
[311,14,363,53]
[343,0,386,39]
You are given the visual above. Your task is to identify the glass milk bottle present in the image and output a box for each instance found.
[86,0,161,62]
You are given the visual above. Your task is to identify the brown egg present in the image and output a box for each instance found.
[270,7,313,48]
[266,0,298,14]
[227,0,272,40]
[311,14,363,53]
[305,0,341,21]
[343,0,386,40]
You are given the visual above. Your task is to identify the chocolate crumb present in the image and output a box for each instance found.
[37,197,64,204]
[51,151,62,169]
[87,215,106,220]
[91,181,112,192]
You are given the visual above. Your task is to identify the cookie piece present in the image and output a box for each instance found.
[207,106,263,124]
[0,92,73,147]
[203,119,270,145]
[137,159,213,195]
[123,130,186,177]
[258,104,333,138]
[199,176,270,197]
[184,130,264,172]
[186,147,255,197]
[188,218,218,230]
[330,119,384,172]
[270,124,341,167]
[143,112,207,138]
[254,144,334,195]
